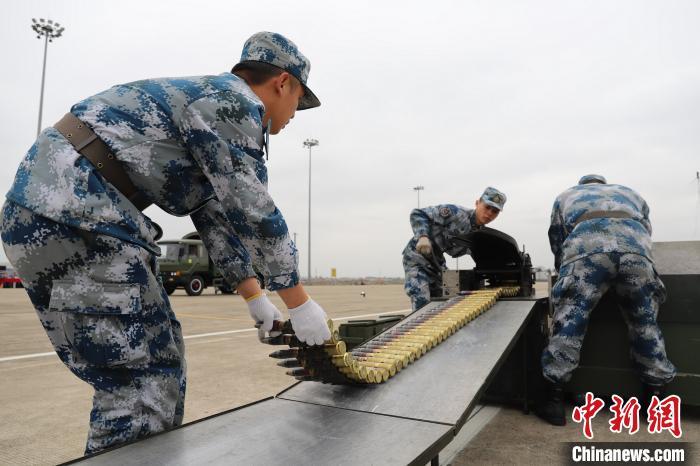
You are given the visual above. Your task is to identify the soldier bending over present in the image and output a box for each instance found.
[1,32,331,453]
[402,187,506,311]
[538,174,676,426]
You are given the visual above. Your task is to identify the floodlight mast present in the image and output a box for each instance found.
[303,138,319,281]
[31,18,65,137]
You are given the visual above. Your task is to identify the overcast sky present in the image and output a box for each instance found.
[1,1,698,277]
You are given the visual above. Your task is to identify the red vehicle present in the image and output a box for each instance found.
[0,265,23,288]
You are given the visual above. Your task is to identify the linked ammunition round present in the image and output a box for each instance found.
[357,360,396,377]
[352,350,410,366]
[355,347,416,362]
[277,358,302,368]
[354,355,403,371]
[386,331,437,343]
[380,335,433,349]
[367,341,427,355]
[324,340,346,355]
[329,330,340,343]
[331,353,353,367]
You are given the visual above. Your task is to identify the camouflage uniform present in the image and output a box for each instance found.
[1,32,317,453]
[542,181,676,386]
[402,205,481,311]
[1,201,185,453]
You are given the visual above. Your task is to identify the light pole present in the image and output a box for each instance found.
[303,138,319,281]
[31,18,64,137]
[413,185,424,208]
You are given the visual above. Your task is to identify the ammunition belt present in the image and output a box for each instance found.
[266,286,520,384]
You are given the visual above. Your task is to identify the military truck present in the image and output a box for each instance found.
[157,232,234,296]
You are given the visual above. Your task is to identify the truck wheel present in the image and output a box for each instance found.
[164,285,176,296]
[218,283,234,294]
[185,275,204,296]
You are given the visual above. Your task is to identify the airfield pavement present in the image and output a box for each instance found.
[1,284,696,465]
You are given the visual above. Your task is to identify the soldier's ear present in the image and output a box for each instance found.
[274,72,292,95]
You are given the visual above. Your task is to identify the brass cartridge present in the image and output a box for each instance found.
[331,353,354,367]
[324,340,347,355]
[354,355,403,371]
[352,350,410,366]
[357,360,396,377]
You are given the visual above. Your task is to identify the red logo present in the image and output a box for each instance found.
[572,393,683,439]
[572,392,605,439]
[609,395,641,434]
[647,395,682,438]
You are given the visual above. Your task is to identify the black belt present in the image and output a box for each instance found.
[53,113,152,211]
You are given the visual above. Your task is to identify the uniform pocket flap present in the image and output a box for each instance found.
[49,280,141,315]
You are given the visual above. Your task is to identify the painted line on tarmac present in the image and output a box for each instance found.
[184,328,256,340]
[0,309,411,363]
[176,312,237,321]
[0,351,56,363]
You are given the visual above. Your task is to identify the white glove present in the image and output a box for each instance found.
[289,299,332,345]
[416,236,432,257]
[246,294,282,332]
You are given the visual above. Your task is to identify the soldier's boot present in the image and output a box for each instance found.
[641,383,666,414]
[536,381,567,426]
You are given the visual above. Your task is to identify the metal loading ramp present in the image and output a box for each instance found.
[68,298,537,466]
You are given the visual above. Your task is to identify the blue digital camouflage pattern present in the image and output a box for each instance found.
[0,201,186,454]
[542,252,675,385]
[480,186,507,211]
[238,31,320,110]
[402,204,481,311]
[548,183,653,271]
[543,182,675,386]
[5,72,298,291]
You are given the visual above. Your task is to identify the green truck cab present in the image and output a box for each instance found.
[157,232,234,296]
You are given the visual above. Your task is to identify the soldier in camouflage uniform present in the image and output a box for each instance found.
[0,32,332,453]
[402,187,506,311]
[538,174,676,426]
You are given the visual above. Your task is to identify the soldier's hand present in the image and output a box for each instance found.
[288,299,332,345]
[246,293,283,332]
[416,236,432,256]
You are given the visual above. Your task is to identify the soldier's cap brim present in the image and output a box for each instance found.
[482,199,503,211]
[234,60,321,111]
[297,84,321,110]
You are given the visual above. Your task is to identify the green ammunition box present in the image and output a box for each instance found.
[339,315,404,350]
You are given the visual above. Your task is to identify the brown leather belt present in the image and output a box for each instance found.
[53,113,151,211]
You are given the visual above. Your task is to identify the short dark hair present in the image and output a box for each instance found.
[232,61,285,85]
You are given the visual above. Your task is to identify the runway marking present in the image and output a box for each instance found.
[176,312,238,321]
[184,328,256,340]
[0,309,411,363]
[0,351,56,362]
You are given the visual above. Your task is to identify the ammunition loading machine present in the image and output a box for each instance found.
[439,227,535,299]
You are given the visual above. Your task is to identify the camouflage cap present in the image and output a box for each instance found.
[578,174,607,185]
[481,187,507,211]
[235,31,320,110]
